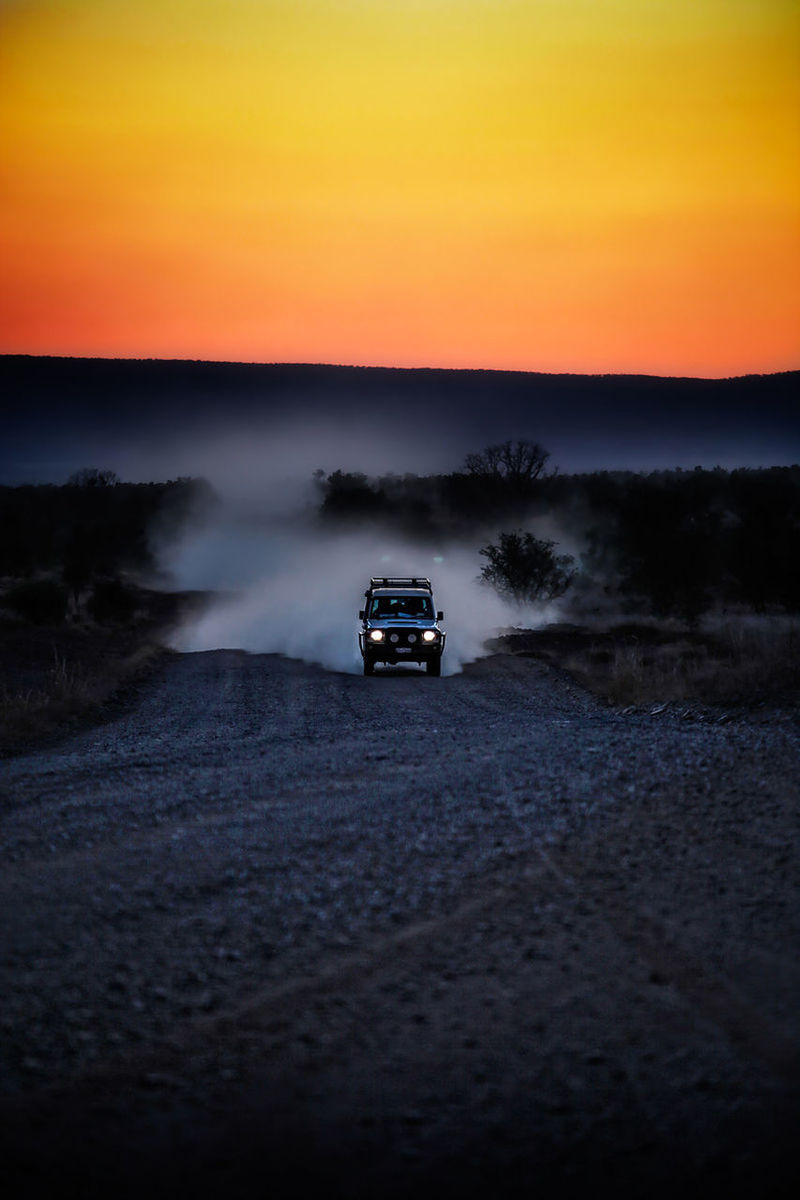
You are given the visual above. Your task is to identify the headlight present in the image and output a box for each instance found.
[422,629,438,642]
[369,629,384,642]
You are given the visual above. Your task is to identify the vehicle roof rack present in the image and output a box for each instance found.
[367,576,432,593]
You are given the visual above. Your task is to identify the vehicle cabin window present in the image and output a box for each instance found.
[370,596,433,618]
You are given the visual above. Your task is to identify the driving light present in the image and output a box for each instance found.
[422,630,437,642]
[369,629,384,642]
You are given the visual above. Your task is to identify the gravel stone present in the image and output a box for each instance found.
[0,650,797,1199]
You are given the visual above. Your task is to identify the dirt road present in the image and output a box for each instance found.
[1,651,798,1198]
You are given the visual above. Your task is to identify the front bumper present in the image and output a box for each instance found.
[359,626,445,664]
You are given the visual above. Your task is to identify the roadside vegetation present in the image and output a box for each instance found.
[0,469,214,587]
[494,618,800,709]
[0,471,215,752]
[316,441,800,622]
[479,530,577,605]
[316,439,800,707]
[0,587,213,754]
[1,444,797,751]
[0,629,167,752]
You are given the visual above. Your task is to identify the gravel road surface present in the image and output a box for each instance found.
[1,650,798,1199]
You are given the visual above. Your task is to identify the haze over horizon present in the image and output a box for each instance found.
[2,1,798,377]
[1,357,797,487]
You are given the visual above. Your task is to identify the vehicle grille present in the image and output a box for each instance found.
[387,628,422,646]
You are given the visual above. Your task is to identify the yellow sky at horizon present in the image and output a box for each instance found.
[1,0,798,374]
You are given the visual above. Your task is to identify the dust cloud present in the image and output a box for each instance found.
[159,429,559,675]
[167,520,560,675]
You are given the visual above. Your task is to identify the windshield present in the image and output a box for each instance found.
[369,595,433,619]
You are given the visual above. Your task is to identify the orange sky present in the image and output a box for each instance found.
[1,0,798,375]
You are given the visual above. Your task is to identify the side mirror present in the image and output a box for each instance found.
[359,610,365,619]
[437,611,444,620]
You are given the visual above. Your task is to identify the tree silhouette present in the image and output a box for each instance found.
[479,530,576,605]
[67,467,119,488]
[464,440,551,486]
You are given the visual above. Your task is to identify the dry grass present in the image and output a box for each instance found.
[498,616,800,708]
[0,638,169,753]
[0,584,215,753]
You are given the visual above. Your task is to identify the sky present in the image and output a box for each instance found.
[1,0,799,377]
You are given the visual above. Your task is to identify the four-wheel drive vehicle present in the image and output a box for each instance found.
[359,577,446,676]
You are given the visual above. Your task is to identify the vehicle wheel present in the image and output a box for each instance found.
[426,658,441,676]
[363,658,375,676]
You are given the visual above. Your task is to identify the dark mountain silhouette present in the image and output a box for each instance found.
[1,356,797,482]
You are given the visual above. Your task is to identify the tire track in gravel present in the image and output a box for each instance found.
[56,838,800,1085]
[536,844,800,1083]
[2,822,797,1200]
[2,818,796,1111]
[1,648,798,1199]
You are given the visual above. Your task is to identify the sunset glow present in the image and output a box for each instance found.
[1,0,798,375]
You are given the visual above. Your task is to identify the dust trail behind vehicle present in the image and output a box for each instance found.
[165,513,559,674]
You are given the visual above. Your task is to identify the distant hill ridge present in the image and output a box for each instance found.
[1,355,797,480]
[2,353,797,409]
[3,353,798,380]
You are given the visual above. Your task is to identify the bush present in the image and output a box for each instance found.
[479,530,576,605]
[4,579,68,624]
